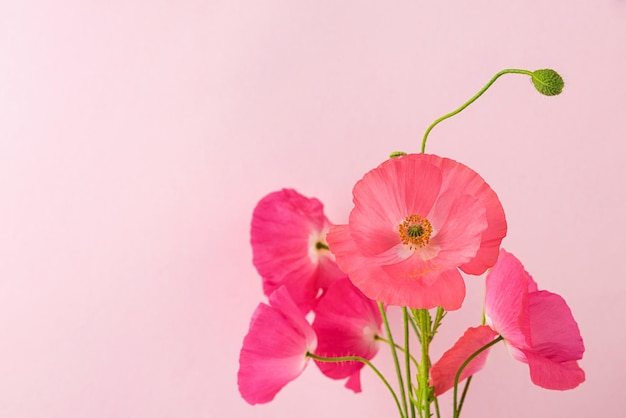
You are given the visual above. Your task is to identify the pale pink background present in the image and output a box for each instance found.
[1,1,625,417]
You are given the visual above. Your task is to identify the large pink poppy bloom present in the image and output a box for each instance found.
[430,250,585,394]
[238,286,318,405]
[251,189,345,313]
[312,278,382,393]
[327,154,507,310]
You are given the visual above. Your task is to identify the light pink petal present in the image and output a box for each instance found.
[503,341,529,364]
[329,154,505,310]
[328,224,404,304]
[237,287,317,404]
[251,188,334,312]
[328,224,465,309]
[484,250,532,348]
[380,258,466,310]
[523,351,586,390]
[527,290,585,363]
[428,193,487,266]
[349,155,443,256]
[434,157,507,275]
[313,278,381,388]
[326,223,379,291]
[430,326,499,396]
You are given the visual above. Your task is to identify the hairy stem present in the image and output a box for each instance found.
[307,352,405,418]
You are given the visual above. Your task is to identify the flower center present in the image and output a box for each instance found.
[316,241,329,251]
[399,214,432,249]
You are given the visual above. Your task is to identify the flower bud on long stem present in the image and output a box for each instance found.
[420,68,564,153]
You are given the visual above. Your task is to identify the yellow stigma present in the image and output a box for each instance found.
[399,214,432,249]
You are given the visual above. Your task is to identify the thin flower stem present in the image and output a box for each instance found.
[403,308,416,418]
[457,375,473,416]
[408,312,421,341]
[415,309,433,418]
[307,352,405,418]
[452,335,504,418]
[420,68,533,153]
[433,396,441,418]
[379,303,408,418]
[375,336,420,369]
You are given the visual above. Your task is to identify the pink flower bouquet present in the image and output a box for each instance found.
[237,69,584,418]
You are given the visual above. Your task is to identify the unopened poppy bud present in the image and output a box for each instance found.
[531,69,564,96]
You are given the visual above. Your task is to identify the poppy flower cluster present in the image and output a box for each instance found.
[239,158,584,409]
[238,189,383,404]
[237,69,584,416]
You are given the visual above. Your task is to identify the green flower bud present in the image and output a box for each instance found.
[389,151,407,158]
[531,69,564,96]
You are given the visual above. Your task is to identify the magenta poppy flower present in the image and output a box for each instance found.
[326,154,507,310]
[312,278,382,392]
[251,189,345,312]
[430,250,585,394]
[237,286,318,405]
[485,250,585,390]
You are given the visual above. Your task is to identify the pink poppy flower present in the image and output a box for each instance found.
[326,154,506,310]
[430,250,585,394]
[238,286,318,405]
[251,189,345,312]
[485,250,585,390]
[312,278,382,392]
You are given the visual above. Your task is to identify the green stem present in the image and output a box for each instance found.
[379,303,408,418]
[457,375,473,417]
[433,396,441,418]
[415,309,433,418]
[307,352,405,418]
[407,312,421,341]
[420,68,533,153]
[452,335,504,418]
[403,308,416,418]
